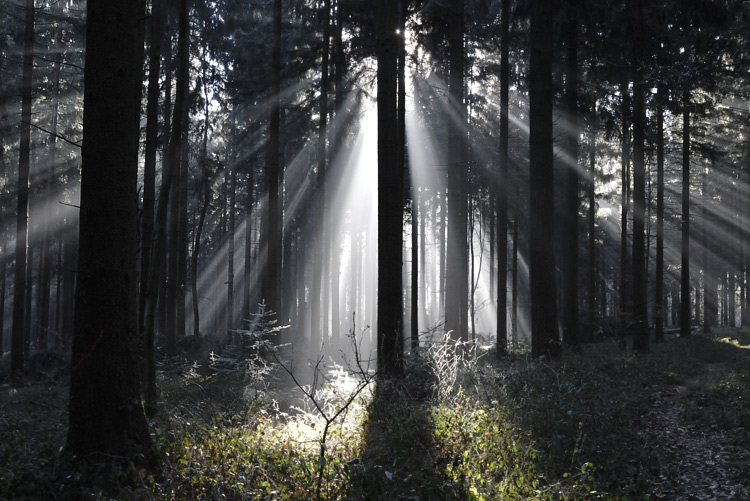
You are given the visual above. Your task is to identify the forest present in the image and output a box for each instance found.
[1,0,750,498]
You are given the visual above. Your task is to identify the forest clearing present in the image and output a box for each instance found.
[2,328,749,499]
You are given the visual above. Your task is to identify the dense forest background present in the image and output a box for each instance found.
[2,0,750,370]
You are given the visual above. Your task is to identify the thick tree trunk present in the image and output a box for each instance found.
[529,0,559,358]
[67,0,152,465]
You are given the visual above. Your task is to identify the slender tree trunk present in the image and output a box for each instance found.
[496,0,510,358]
[680,90,692,337]
[192,177,209,337]
[262,0,282,316]
[311,0,331,349]
[654,83,665,342]
[511,214,519,349]
[618,81,631,342]
[36,25,63,352]
[630,0,649,352]
[11,0,35,380]
[529,0,559,358]
[177,100,189,340]
[587,124,597,341]
[140,0,163,340]
[143,0,189,416]
[561,0,580,350]
[227,168,236,342]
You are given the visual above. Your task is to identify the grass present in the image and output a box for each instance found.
[1,330,749,499]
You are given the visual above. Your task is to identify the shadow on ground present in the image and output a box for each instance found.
[345,371,450,500]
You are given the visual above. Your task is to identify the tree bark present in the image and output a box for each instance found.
[496,0,510,358]
[561,0,580,350]
[654,82,666,342]
[262,0,282,316]
[67,0,152,465]
[630,0,649,352]
[444,0,468,342]
[680,89,692,337]
[10,0,35,381]
[529,0,559,358]
[376,0,403,375]
[143,0,189,415]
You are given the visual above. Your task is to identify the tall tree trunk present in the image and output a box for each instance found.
[511,214,519,348]
[654,82,665,342]
[68,0,152,465]
[587,123,597,341]
[311,0,331,349]
[680,90,691,337]
[11,0,35,380]
[561,0,580,350]
[529,0,559,358]
[630,0,649,352]
[262,0,282,316]
[496,0,510,358]
[703,169,717,332]
[143,0,189,416]
[192,177,209,337]
[444,0,468,342]
[227,168,236,342]
[36,26,64,351]
[376,0,403,375]
[177,99,189,340]
[618,81,631,342]
[140,0,163,340]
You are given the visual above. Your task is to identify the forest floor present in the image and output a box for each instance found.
[1,328,749,499]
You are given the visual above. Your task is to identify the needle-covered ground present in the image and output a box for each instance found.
[1,328,749,499]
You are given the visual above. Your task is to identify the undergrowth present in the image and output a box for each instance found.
[1,329,749,499]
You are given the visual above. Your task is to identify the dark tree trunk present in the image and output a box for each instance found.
[587,124,597,341]
[618,81,631,342]
[655,82,666,342]
[496,0,510,358]
[67,0,152,465]
[529,0,559,358]
[311,0,331,349]
[680,90,691,337]
[227,168,236,342]
[143,0,189,416]
[177,100,189,340]
[444,0,468,342]
[140,0,163,341]
[262,0,282,316]
[561,0,580,350]
[376,0,403,375]
[11,0,34,381]
[630,0,649,353]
